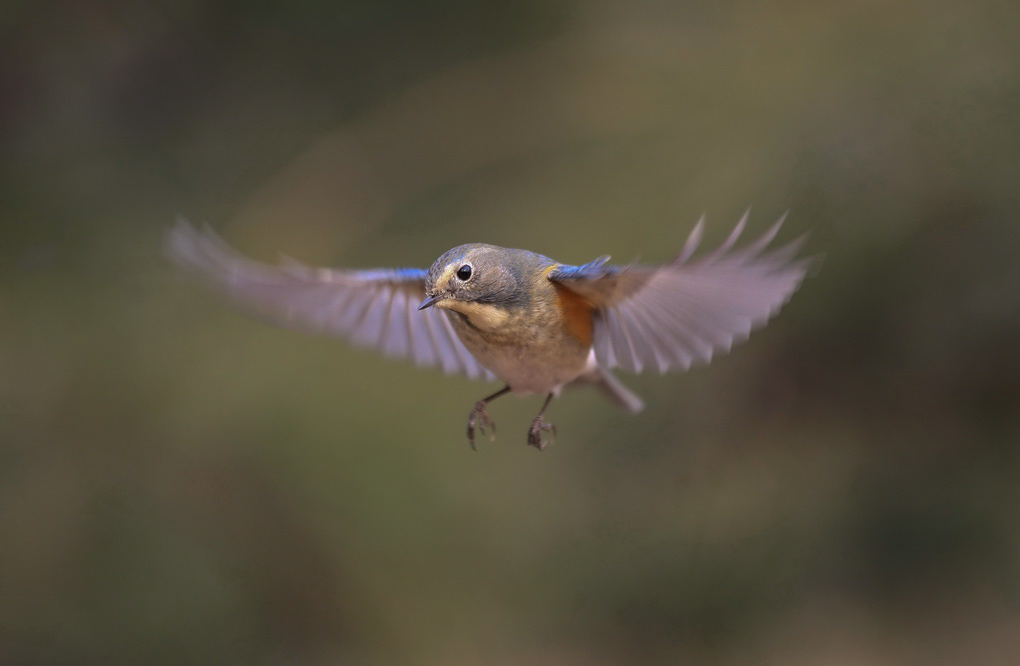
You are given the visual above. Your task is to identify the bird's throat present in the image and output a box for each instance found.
[441,300,511,332]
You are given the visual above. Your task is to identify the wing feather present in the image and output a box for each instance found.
[166,220,496,381]
[549,214,812,374]
[380,289,410,358]
[421,306,463,375]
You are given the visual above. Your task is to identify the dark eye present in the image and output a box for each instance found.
[456,264,473,281]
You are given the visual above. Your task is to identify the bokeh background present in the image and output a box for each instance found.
[3,1,1020,664]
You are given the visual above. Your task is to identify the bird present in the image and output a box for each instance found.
[166,213,812,450]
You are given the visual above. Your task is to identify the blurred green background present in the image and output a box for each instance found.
[3,0,1020,664]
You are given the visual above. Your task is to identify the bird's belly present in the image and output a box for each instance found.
[474,343,589,394]
[448,314,590,394]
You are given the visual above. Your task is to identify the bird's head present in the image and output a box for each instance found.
[419,244,526,325]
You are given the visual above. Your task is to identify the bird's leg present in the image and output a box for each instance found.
[527,393,557,451]
[466,385,511,450]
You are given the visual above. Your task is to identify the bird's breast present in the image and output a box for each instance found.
[443,292,594,394]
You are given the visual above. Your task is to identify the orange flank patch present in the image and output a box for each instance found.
[552,282,594,347]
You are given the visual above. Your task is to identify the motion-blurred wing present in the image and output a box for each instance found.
[548,213,812,373]
[166,220,496,381]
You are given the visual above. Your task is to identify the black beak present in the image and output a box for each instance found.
[418,294,442,311]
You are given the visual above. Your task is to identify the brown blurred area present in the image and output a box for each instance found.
[2,0,1020,664]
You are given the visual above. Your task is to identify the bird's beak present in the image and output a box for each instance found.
[418,294,442,311]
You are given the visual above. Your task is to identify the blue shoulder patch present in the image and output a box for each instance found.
[548,256,614,281]
[353,267,428,283]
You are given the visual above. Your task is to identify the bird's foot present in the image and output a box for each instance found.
[526,416,556,451]
[466,401,497,450]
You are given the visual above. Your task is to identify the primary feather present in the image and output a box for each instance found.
[547,213,812,374]
[165,220,496,380]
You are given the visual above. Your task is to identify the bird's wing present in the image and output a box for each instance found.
[547,213,813,373]
[166,220,496,381]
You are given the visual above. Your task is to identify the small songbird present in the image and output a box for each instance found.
[167,213,811,450]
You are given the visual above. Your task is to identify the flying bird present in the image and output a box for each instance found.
[166,213,811,450]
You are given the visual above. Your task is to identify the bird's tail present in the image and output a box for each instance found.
[586,367,645,414]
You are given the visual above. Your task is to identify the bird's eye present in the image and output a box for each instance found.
[456,264,473,281]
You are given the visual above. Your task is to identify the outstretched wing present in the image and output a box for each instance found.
[166,220,495,381]
[548,213,812,374]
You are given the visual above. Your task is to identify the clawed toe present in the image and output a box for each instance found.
[527,417,556,451]
[463,389,557,451]
[466,401,497,450]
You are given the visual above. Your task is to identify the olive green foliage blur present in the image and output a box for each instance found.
[3,0,1020,664]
